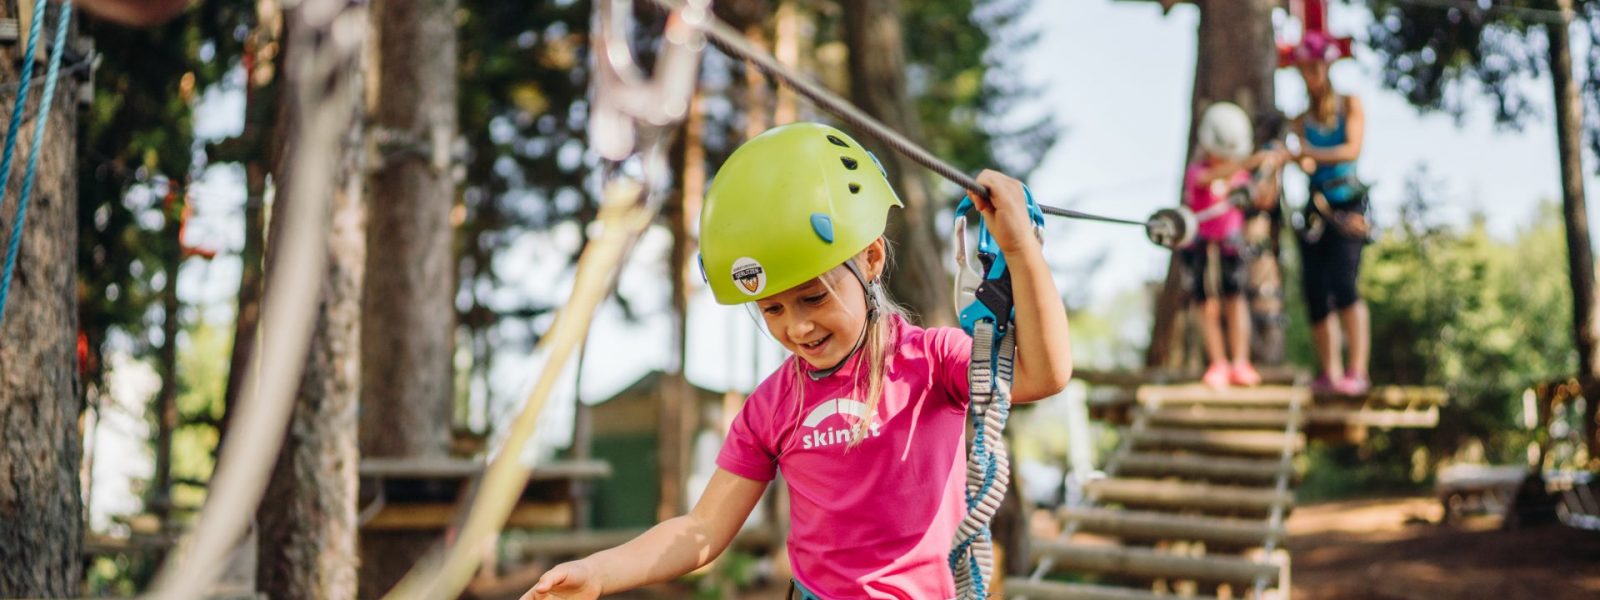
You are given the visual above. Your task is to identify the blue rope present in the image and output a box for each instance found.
[0,0,72,330]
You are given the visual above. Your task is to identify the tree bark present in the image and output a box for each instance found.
[843,0,951,327]
[1146,0,1280,368]
[220,6,279,438]
[360,0,459,594]
[0,2,82,594]
[254,5,366,596]
[1547,0,1600,462]
[153,188,182,530]
[660,90,705,521]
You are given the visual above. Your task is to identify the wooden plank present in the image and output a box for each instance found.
[1074,367,1301,389]
[1137,385,1308,408]
[359,457,612,481]
[1314,385,1448,408]
[363,502,572,531]
[1086,478,1295,513]
[1127,428,1304,456]
[1307,406,1439,428]
[1114,452,1291,483]
[82,532,180,556]
[1029,540,1280,586]
[1005,578,1220,600]
[1058,507,1284,547]
[1145,407,1298,429]
[1435,464,1528,494]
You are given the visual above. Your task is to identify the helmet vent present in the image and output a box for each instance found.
[826,135,850,148]
[840,156,859,170]
[848,183,862,194]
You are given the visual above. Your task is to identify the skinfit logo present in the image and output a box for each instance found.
[799,398,881,450]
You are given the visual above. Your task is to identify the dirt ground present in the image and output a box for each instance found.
[1286,497,1600,600]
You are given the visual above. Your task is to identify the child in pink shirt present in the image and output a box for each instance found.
[1186,102,1285,388]
[525,124,1072,599]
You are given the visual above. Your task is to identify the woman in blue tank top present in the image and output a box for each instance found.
[1286,29,1371,396]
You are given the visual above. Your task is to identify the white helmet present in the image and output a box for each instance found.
[1197,102,1254,161]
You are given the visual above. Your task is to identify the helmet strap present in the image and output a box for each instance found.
[805,259,879,381]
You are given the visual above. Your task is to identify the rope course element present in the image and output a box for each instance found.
[146,1,369,597]
[0,0,71,331]
[642,0,1194,249]
[379,1,709,597]
[946,190,1041,597]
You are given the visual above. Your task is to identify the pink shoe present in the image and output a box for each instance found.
[1310,373,1340,395]
[1339,373,1371,396]
[1230,361,1262,387]
[1203,362,1232,388]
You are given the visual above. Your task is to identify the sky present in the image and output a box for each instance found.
[88,0,1600,529]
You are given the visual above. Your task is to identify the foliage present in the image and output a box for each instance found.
[1296,166,1575,497]
[78,2,253,392]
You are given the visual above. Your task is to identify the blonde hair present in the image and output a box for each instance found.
[774,240,911,455]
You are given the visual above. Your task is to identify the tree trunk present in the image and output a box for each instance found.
[843,0,950,327]
[1146,0,1279,368]
[254,6,366,596]
[222,162,267,433]
[360,0,459,594]
[153,189,182,530]
[660,90,705,521]
[1547,0,1600,462]
[0,2,82,594]
[214,2,279,443]
[773,0,800,125]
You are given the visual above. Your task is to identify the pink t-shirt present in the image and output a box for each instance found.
[1185,161,1250,242]
[717,315,972,599]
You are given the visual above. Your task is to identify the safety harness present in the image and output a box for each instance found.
[948,186,1044,599]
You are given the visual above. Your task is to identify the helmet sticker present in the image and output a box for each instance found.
[731,257,767,296]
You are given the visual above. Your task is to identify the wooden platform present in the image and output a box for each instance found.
[1017,383,1302,599]
[359,458,612,532]
[1085,379,1445,444]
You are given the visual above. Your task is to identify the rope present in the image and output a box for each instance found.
[642,0,1152,235]
[145,1,367,596]
[0,0,70,331]
[950,320,1016,599]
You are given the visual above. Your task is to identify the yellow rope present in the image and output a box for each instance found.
[381,178,658,599]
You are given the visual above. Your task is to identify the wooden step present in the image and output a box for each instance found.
[1114,452,1294,484]
[1086,478,1295,514]
[1137,384,1308,408]
[1005,578,1221,600]
[1127,428,1304,456]
[1030,539,1280,586]
[1058,507,1285,547]
[1144,407,1299,430]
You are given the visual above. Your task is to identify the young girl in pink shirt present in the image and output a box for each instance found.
[524,123,1072,599]
[1185,102,1285,388]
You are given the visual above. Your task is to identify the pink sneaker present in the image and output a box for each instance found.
[1230,361,1262,386]
[1203,362,1232,388]
[1310,373,1341,395]
[1339,373,1371,396]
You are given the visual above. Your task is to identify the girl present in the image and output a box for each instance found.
[523,123,1072,599]
[1287,30,1371,396]
[1185,102,1283,388]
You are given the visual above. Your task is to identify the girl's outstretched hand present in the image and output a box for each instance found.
[967,169,1038,255]
[521,560,603,600]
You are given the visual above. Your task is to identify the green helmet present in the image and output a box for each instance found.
[700,123,902,304]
